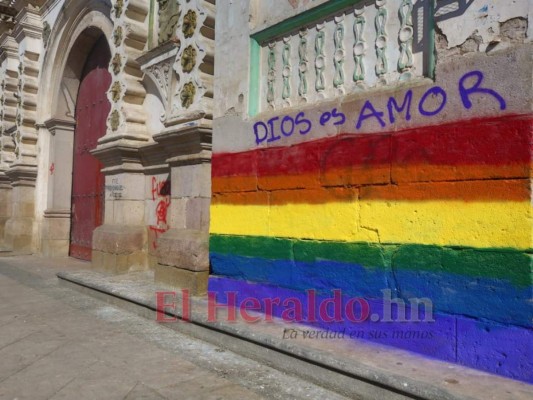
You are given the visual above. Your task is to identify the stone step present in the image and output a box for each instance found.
[57,270,533,400]
[0,249,30,256]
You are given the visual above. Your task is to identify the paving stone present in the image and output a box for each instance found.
[0,331,66,382]
[48,363,137,400]
[0,256,350,400]
[0,343,99,400]
[123,383,167,400]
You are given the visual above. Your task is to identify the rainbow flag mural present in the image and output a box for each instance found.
[209,74,533,383]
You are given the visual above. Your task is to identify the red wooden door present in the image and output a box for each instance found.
[69,37,111,261]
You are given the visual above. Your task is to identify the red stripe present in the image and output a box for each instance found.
[213,114,532,178]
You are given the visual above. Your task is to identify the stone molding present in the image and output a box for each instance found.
[153,119,212,165]
[11,5,42,180]
[43,117,75,132]
[138,142,169,174]
[91,141,145,173]
[5,161,37,187]
[0,33,19,175]
[103,0,149,143]
[43,209,70,219]
[138,0,215,128]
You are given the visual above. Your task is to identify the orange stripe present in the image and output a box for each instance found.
[212,179,530,205]
[392,163,529,184]
[360,180,530,202]
[213,163,530,193]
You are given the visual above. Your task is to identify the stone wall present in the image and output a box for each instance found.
[210,0,533,383]
[0,0,215,295]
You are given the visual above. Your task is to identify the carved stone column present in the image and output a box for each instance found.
[138,0,215,294]
[40,119,75,256]
[0,30,17,250]
[153,122,211,295]
[0,152,12,251]
[91,0,151,272]
[10,6,41,175]
[3,6,42,253]
[91,147,148,273]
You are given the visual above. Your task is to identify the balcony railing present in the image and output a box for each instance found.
[250,0,434,115]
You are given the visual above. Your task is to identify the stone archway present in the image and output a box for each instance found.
[41,29,113,257]
[37,2,114,257]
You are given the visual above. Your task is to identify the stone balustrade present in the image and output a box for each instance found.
[253,0,428,113]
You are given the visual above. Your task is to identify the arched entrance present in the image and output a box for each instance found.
[69,36,111,261]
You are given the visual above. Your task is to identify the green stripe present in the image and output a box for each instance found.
[427,0,436,79]
[210,234,293,260]
[293,240,392,269]
[210,234,532,288]
[251,0,364,44]
[249,38,261,117]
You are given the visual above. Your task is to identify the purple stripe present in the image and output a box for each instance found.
[208,276,533,383]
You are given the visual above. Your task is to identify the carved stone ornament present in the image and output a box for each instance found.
[14,129,21,158]
[180,82,196,108]
[333,15,345,89]
[282,37,291,102]
[315,24,326,92]
[375,0,388,78]
[148,61,172,102]
[266,42,276,106]
[111,53,122,75]
[43,22,51,48]
[114,0,124,18]
[158,0,181,44]
[114,26,123,48]
[353,8,366,82]
[110,109,121,131]
[182,10,197,38]
[110,81,122,102]
[298,29,308,99]
[181,45,197,73]
[398,0,414,75]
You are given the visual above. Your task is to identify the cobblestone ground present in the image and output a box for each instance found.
[0,256,348,400]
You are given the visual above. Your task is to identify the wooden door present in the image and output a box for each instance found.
[69,36,111,261]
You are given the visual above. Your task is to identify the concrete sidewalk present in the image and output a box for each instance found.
[0,256,348,400]
[56,263,533,400]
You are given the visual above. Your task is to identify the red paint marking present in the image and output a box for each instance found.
[49,163,55,175]
[150,177,171,250]
[149,226,167,250]
[212,114,532,178]
[156,198,170,226]
[151,176,171,201]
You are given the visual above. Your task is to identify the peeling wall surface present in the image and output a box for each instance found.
[435,0,531,51]
[250,0,329,32]
[210,0,533,383]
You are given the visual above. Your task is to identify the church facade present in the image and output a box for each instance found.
[1,0,532,383]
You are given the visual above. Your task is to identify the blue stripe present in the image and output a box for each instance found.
[210,252,533,327]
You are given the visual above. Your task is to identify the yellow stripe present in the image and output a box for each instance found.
[210,200,532,249]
